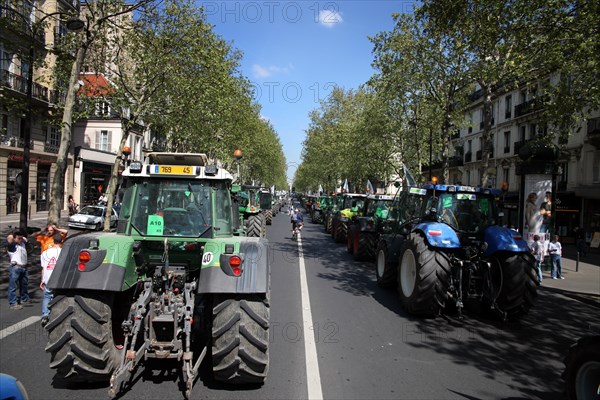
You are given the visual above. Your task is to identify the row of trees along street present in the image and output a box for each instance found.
[294,0,599,193]
[2,0,287,230]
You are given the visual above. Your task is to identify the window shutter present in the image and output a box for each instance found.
[108,131,112,152]
[95,130,100,150]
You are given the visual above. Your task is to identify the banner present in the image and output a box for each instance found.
[523,174,552,246]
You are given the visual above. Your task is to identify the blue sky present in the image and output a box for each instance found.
[201,1,414,183]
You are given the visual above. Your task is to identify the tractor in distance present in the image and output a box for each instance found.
[347,194,395,261]
[237,185,266,237]
[330,193,367,244]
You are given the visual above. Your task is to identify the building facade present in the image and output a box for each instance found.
[432,84,600,244]
[1,0,78,218]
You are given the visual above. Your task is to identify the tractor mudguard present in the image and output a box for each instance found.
[413,222,460,249]
[47,233,130,292]
[483,225,530,256]
[197,237,270,293]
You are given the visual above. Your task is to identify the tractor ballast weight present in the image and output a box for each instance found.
[376,183,537,320]
[45,153,271,399]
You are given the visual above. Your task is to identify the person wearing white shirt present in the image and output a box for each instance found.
[547,235,563,279]
[530,235,544,283]
[6,231,31,309]
[40,236,62,326]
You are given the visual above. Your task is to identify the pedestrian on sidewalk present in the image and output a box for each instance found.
[548,235,564,280]
[31,223,68,253]
[40,234,63,327]
[6,231,31,310]
[530,234,544,283]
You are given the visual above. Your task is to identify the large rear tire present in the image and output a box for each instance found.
[375,241,396,288]
[265,210,273,226]
[489,252,538,320]
[246,215,262,237]
[353,232,373,261]
[397,233,450,317]
[325,215,332,233]
[45,291,121,382]
[563,336,600,400]
[334,220,347,243]
[212,295,270,384]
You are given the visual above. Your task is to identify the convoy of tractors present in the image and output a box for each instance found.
[44,151,592,399]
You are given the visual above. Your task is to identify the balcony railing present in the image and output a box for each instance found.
[429,155,464,170]
[469,88,484,102]
[44,142,60,153]
[514,97,545,118]
[464,152,472,162]
[0,10,45,43]
[1,69,52,103]
[0,134,34,149]
[479,118,495,129]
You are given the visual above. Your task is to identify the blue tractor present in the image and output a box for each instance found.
[375,184,538,320]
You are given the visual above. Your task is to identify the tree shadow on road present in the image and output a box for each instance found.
[298,221,600,399]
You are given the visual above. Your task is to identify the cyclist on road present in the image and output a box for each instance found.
[291,208,304,235]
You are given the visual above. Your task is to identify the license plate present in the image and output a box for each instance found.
[151,165,194,175]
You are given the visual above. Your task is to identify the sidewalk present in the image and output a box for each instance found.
[538,244,600,306]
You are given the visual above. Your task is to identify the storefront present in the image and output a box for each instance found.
[81,162,112,205]
[554,192,582,244]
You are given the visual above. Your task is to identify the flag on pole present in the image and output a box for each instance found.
[342,178,349,193]
[366,179,374,193]
[318,184,323,195]
[402,163,417,186]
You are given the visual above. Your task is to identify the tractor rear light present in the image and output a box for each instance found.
[429,230,442,236]
[78,250,91,271]
[79,251,91,263]
[230,256,242,276]
[229,255,242,268]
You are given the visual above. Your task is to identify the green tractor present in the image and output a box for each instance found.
[311,195,330,224]
[323,194,341,233]
[237,185,266,237]
[331,193,367,243]
[45,153,271,399]
[259,188,274,225]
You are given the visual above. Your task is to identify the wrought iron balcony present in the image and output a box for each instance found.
[514,97,545,118]
[587,117,600,135]
[1,68,52,103]
[514,140,528,155]
[0,134,34,149]
[44,142,60,153]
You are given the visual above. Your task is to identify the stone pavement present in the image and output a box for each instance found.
[1,211,598,305]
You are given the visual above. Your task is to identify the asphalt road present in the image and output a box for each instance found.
[1,206,599,399]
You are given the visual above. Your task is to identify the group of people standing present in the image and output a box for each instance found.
[530,234,564,283]
[5,223,67,327]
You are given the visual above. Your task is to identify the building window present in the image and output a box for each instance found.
[47,126,60,146]
[504,131,511,153]
[594,151,600,183]
[466,170,471,185]
[529,123,537,139]
[96,130,112,152]
[95,101,111,116]
[1,48,13,72]
[520,90,527,103]
[519,126,526,142]
[505,95,512,118]
[503,168,509,188]
[467,140,472,153]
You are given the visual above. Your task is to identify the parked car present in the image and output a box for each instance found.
[68,205,119,230]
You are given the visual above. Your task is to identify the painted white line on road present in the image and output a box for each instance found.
[0,316,39,340]
[297,233,324,400]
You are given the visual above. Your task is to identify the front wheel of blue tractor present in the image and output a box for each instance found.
[486,252,538,321]
[397,233,450,317]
